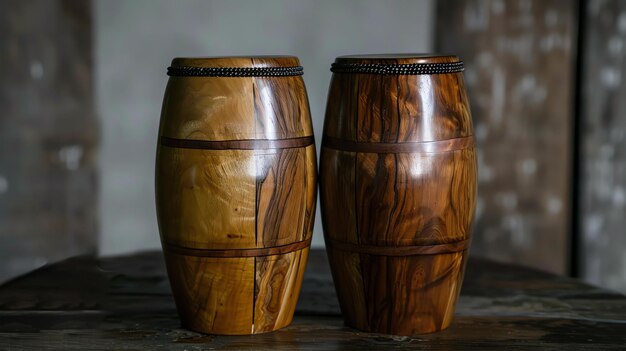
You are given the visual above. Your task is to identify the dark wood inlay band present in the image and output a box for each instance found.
[163,238,311,258]
[322,135,474,154]
[326,238,470,256]
[160,135,314,151]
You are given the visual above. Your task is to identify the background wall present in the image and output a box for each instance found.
[2,0,624,294]
[434,0,626,292]
[436,0,575,274]
[0,0,97,284]
[95,0,435,255]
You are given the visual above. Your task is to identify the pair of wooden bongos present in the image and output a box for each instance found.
[155,55,476,336]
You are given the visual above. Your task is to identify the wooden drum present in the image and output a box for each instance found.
[155,56,316,335]
[320,54,477,335]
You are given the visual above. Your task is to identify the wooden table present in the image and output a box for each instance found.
[0,250,625,350]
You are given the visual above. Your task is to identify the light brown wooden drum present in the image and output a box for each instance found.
[155,56,316,335]
[320,54,477,335]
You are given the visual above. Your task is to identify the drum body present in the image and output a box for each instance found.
[320,54,477,335]
[155,56,316,335]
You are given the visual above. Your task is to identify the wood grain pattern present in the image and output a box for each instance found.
[163,253,254,335]
[319,149,358,243]
[324,56,472,143]
[354,150,476,247]
[160,75,255,141]
[155,56,316,334]
[254,248,309,333]
[320,54,477,335]
[303,145,317,241]
[357,251,467,335]
[253,75,313,140]
[256,147,311,247]
[160,56,312,141]
[163,248,310,335]
[324,249,367,328]
[156,147,257,250]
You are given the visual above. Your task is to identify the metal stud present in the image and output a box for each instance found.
[330,62,464,75]
[167,66,304,77]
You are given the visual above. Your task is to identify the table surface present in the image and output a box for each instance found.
[0,250,625,350]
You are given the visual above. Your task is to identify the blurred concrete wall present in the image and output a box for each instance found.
[95,0,434,255]
[0,1,97,284]
[436,0,575,275]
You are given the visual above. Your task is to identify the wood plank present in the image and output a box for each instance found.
[319,149,358,243]
[358,251,466,335]
[354,72,473,143]
[159,76,255,141]
[156,147,257,249]
[435,0,576,274]
[256,148,308,247]
[303,145,317,241]
[253,75,313,140]
[1,250,625,349]
[324,248,367,328]
[163,253,255,335]
[322,73,358,140]
[254,248,309,333]
[354,150,476,246]
[388,252,465,334]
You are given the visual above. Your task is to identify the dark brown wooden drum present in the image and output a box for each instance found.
[320,54,477,335]
[155,56,317,335]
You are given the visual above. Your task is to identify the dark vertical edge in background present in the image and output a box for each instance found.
[90,0,100,253]
[354,75,361,246]
[570,0,587,278]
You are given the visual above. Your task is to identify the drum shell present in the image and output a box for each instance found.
[155,56,316,335]
[320,55,477,335]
